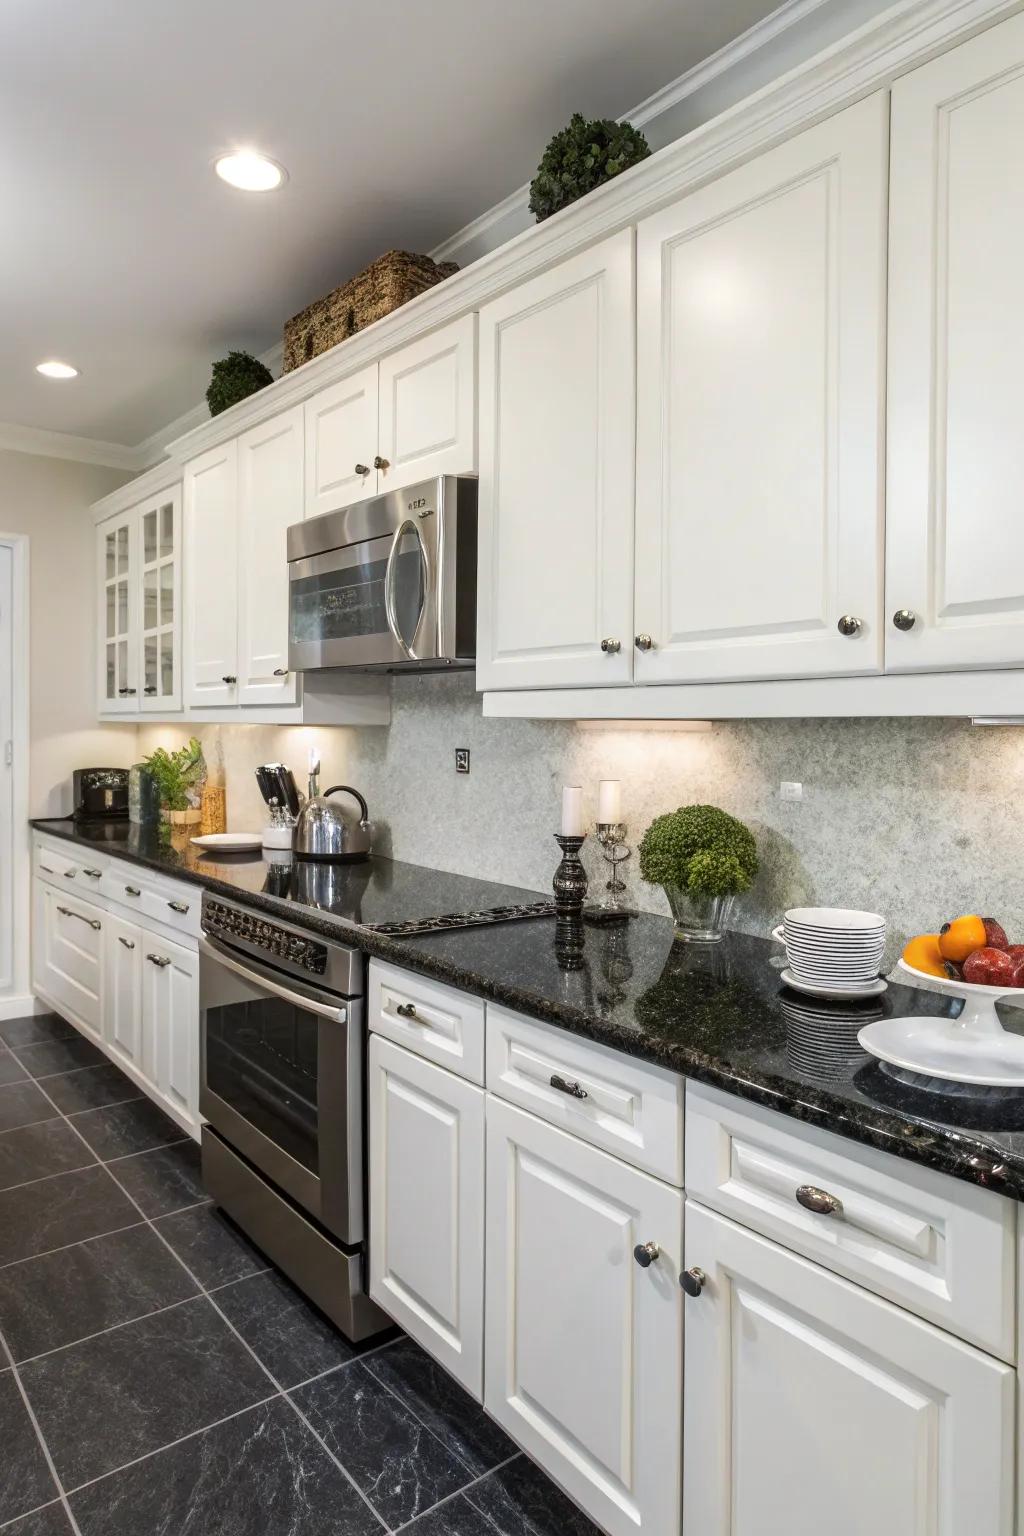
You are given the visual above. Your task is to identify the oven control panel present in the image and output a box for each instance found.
[203,898,329,976]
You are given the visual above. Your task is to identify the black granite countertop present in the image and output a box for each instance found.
[33,816,1024,1200]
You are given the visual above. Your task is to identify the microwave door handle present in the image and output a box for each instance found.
[198,935,349,1024]
[384,518,427,662]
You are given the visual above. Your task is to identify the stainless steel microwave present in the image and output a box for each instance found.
[287,476,477,672]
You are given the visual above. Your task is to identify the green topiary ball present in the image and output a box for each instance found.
[638,804,758,899]
[206,351,274,417]
[529,112,651,223]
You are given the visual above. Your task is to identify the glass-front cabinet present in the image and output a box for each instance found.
[97,484,181,715]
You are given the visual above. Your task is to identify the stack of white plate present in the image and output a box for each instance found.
[782,995,881,1079]
[773,907,886,999]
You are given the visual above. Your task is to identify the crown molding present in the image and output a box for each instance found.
[429,182,532,264]
[0,421,144,471]
[90,456,182,523]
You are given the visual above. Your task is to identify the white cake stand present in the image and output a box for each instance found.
[857,959,1024,1088]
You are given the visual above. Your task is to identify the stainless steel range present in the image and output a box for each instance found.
[198,894,388,1340]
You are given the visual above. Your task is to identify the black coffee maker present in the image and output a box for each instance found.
[72,768,129,820]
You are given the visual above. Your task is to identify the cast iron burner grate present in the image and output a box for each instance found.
[361,901,558,937]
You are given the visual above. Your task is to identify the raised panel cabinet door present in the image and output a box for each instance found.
[377,315,477,493]
[634,92,888,683]
[887,15,1024,672]
[139,487,182,712]
[304,364,379,517]
[103,911,143,1072]
[96,510,138,713]
[484,1097,682,1536]
[237,405,303,705]
[141,934,199,1134]
[683,1203,1015,1536]
[476,230,636,691]
[39,886,104,1039]
[183,441,239,707]
[369,1036,484,1396]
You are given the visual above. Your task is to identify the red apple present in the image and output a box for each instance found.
[1007,945,1024,967]
[982,917,1010,951]
[962,947,1016,986]
[1012,960,1024,989]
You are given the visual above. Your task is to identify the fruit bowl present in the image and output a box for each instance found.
[896,958,1024,1033]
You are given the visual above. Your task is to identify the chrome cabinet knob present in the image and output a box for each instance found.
[633,1241,660,1268]
[893,609,916,632]
[373,456,389,471]
[680,1267,707,1297]
[837,615,861,637]
[395,1002,418,1019]
[354,463,371,476]
[795,1184,843,1217]
[634,634,654,652]
[600,638,621,654]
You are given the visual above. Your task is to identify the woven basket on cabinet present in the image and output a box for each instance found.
[282,250,459,372]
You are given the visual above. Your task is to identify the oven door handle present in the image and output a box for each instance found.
[199,934,349,1024]
[383,517,426,663]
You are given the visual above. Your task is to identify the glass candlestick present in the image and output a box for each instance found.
[585,821,638,922]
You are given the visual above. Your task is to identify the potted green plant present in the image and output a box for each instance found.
[529,112,650,223]
[141,737,206,826]
[206,350,274,416]
[638,803,758,942]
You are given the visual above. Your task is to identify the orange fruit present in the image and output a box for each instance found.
[902,934,948,977]
[937,914,987,964]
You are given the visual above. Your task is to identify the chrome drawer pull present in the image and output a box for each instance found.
[167,900,190,914]
[796,1184,844,1218]
[147,953,171,968]
[550,1073,588,1100]
[125,885,141,897]
[395,1002,419,1019]
[39,863,55,874]
[62,869,76,879]
[118,936,135,950]
[82,868,103,879]
[57,906,101,931]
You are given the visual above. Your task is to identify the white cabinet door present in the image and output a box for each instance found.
[377,316,477,493]
[369,1036,484,1396]
[634,93,888,683]
[96,510,138,712]
[141,934,199,1133]
[485,1097,682,1536]
[237,406,303,705]
[138,488,182,712]
[35,884,104,1039]
[184,441,238,707]
[887,15,1024,672]
[103,911,143,1072]
[304,364,379,518]
[476,231,636,691]
[683,1203,1015,1536]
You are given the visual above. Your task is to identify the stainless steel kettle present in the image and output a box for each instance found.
[294,785,372,863]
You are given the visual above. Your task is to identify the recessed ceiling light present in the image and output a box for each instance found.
[36,360,79,379]
[214,151,285,192]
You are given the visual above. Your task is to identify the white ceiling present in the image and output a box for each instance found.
[1,0,781,447]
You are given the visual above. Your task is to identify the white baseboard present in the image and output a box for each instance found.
[0,993,48,1022]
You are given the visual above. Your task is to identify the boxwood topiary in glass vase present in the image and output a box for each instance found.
[529,113,651,223]
[638,804,758,942]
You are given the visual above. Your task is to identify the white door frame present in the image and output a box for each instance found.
[0,534,33,1019]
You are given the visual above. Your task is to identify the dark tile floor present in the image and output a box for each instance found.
[0,1013,602,1536]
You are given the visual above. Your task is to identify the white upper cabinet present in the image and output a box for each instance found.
[96,510,138,712]
[97,487,181,716]
[184,440,239,708]
[304,318,478,518]
[683,1203,1014,1536]
[377,314,477,494]
[237,405,303,706]
[476,231,636,691]
[634,93,888,684]
[304,363,379,518]
[887,14,1024,673]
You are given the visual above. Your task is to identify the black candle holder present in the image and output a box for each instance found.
[552,833,588,919]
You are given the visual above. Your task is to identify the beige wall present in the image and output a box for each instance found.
[0,450,137,815]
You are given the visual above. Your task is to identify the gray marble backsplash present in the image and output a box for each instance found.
[139,674,1024,966]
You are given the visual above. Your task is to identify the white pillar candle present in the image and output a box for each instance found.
[561,785,584,837]
[597,779,622,824]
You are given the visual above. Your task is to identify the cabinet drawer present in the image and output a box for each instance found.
[39,884,104,1036]
[34,839,107,892]
[486,1005,683,1185]
[369,961,484,1083]
[104,860,201,940]
[685,1082,1017,1362]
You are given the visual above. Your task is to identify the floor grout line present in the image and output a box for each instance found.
[0,1156,100,1197]
[360,1347,494,1481]
[0,1324,84,1536]
[281,1331,402,1395]
[391,1452,524,1536]
[0,1219,147,1273]
[0,1497,62,1531]
[0,1110,62,1138]
[13,1291,204,1369]
[101,1133,192,1160]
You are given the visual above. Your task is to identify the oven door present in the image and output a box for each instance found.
[289,519,438,671]
[198,934,364,1246]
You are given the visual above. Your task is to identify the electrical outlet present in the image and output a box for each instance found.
[780,781,803,802]
[455,748,471,775]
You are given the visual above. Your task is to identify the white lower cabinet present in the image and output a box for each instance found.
[103,910,143,1072]
[484,1096,683,1536]
[33,882,104,1039]
[140,933,200,1133]
[368,1035,484,1395]
[683,1201,1015,1536]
